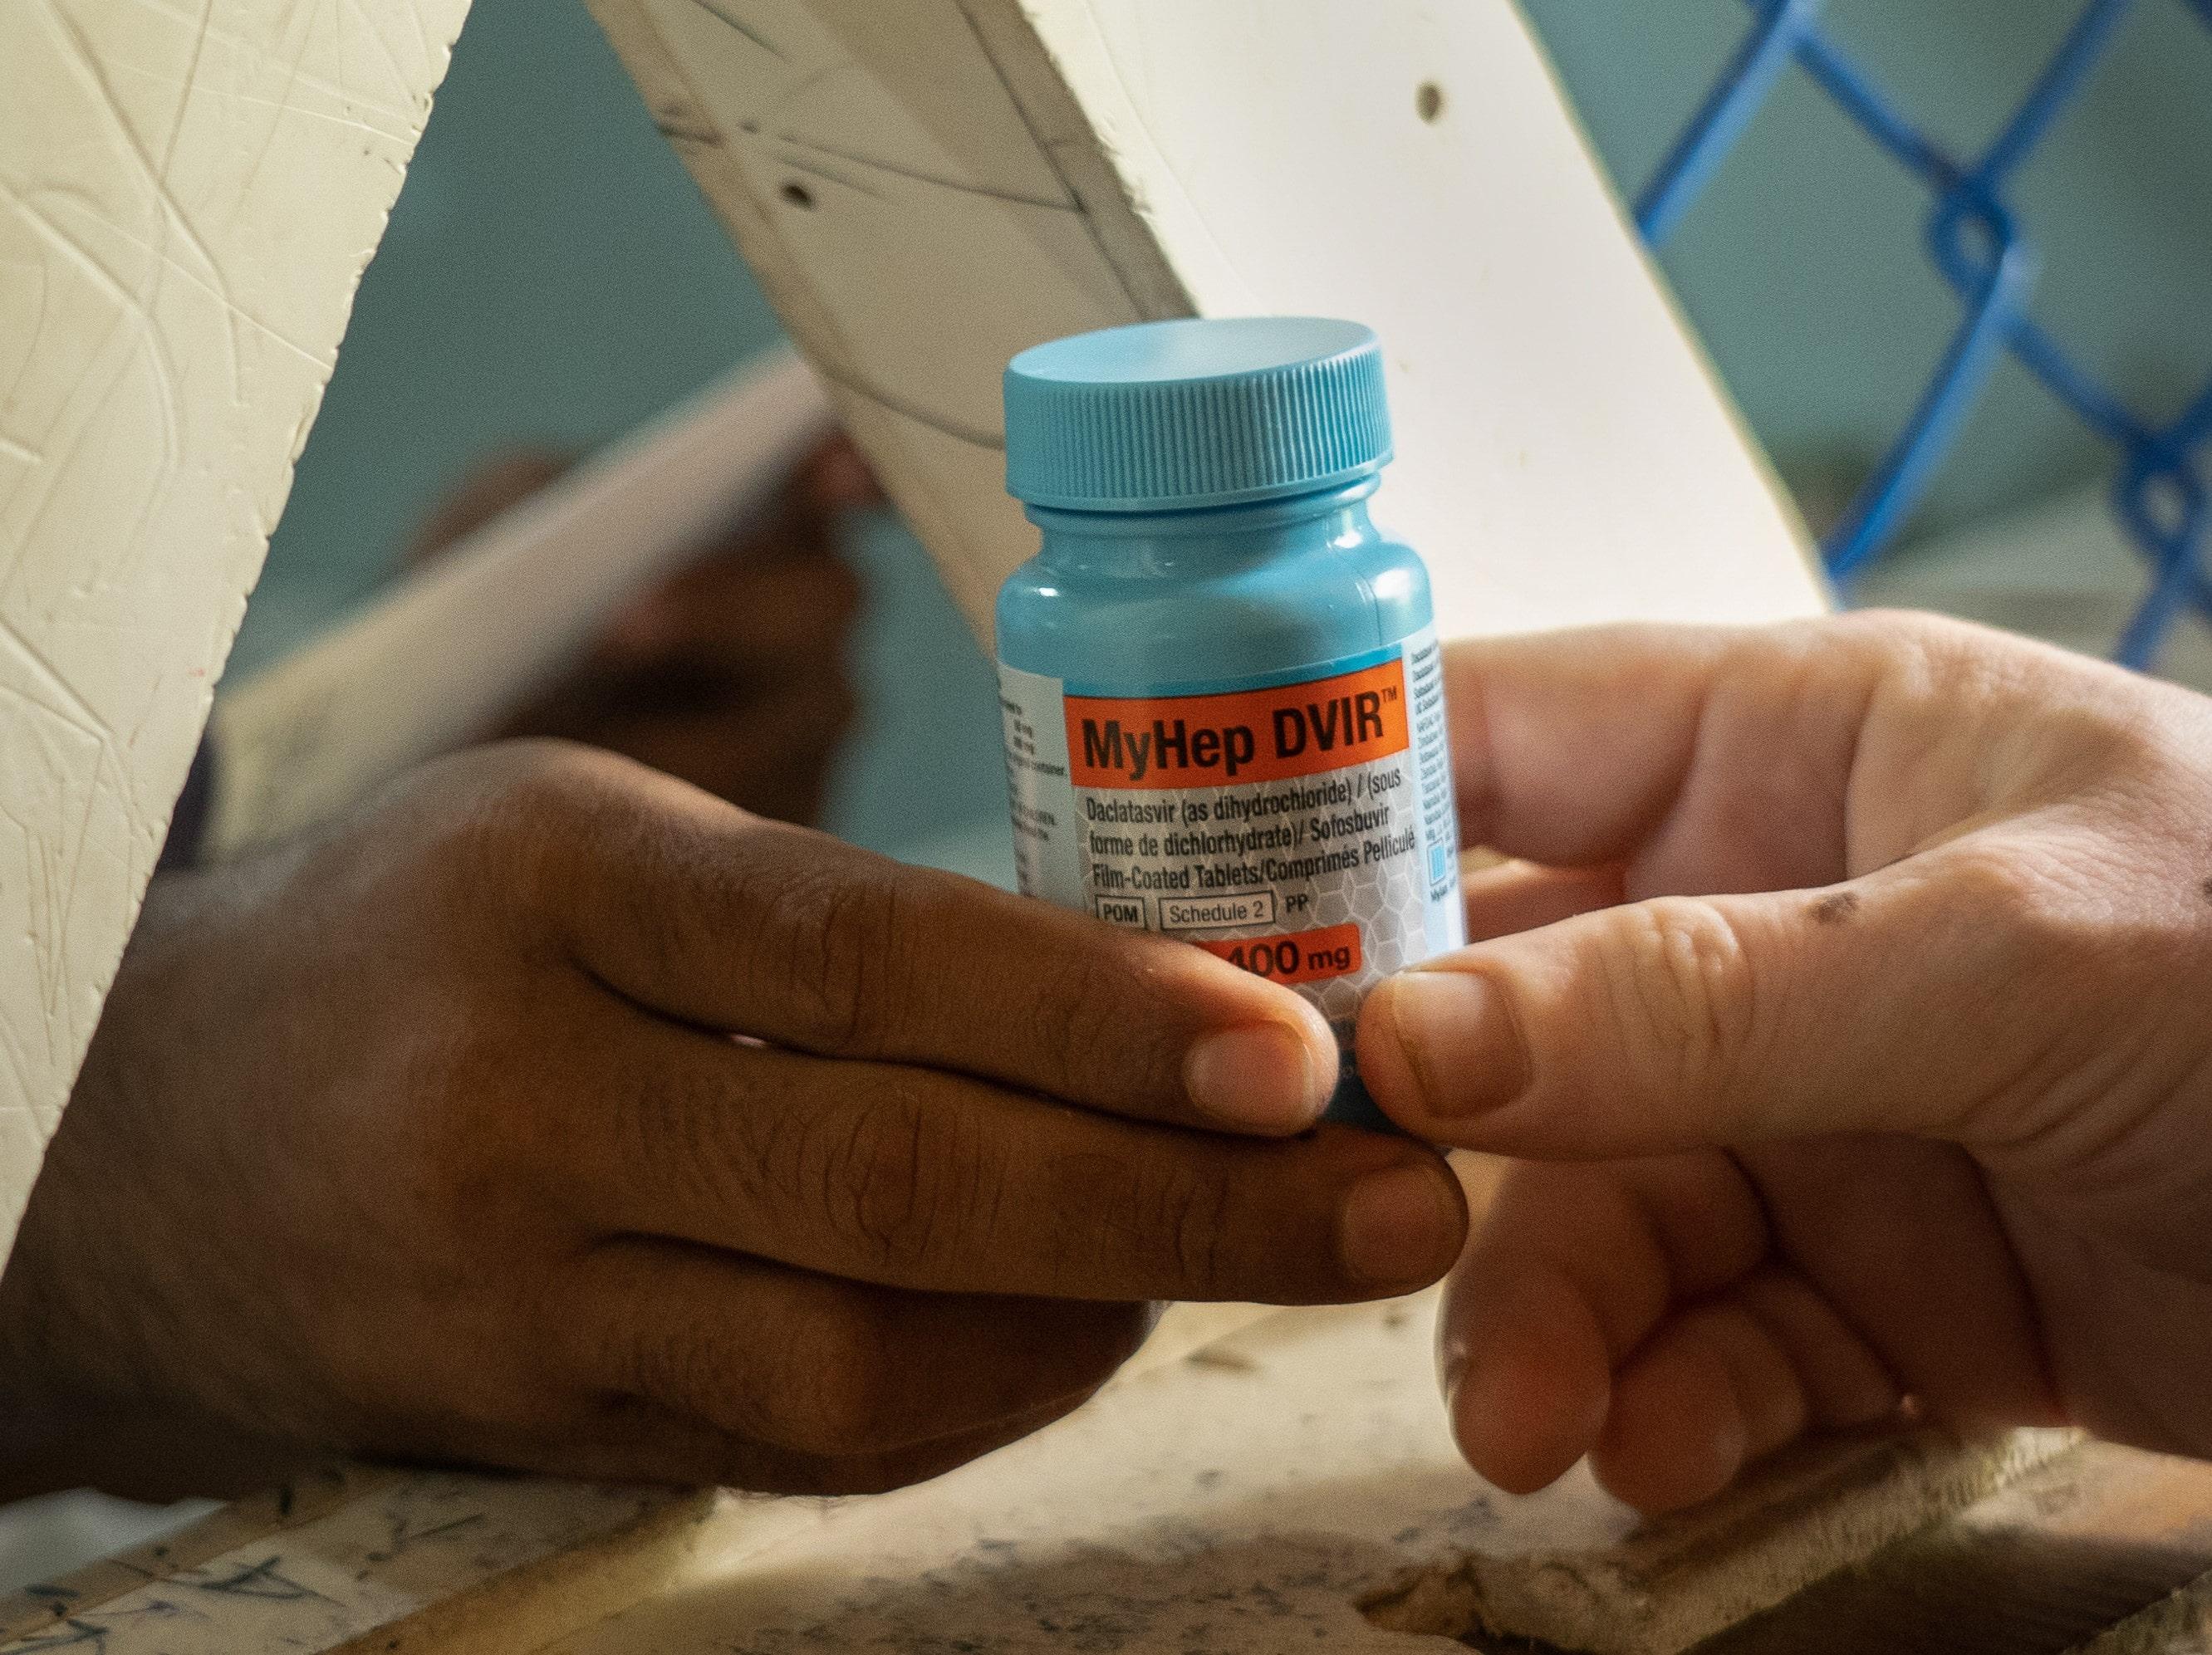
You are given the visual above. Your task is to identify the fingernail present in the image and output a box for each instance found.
[1384,971,1528,1120]
[1184,1022,1329,1132]
[1339,1163,1464,1289]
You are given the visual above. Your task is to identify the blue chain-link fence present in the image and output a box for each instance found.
[1638,0,2212,669]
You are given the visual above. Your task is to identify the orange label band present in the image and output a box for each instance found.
[1065,659,1410,791]
[1192,923,1363,986]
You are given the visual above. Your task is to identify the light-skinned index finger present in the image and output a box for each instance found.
[1443,619,1876,879]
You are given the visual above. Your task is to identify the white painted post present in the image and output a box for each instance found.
[0,0,473,1264]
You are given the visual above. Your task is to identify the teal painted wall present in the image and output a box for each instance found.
[238,0,775,672]
[241,0,1006,854]
[246,0,2212,847]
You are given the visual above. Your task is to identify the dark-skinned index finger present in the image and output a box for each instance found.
[546,762,1340,1137]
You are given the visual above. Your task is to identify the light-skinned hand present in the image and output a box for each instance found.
[1357,612,2212,1514]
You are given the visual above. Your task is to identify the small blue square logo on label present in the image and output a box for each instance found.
[1429,842,1451,884]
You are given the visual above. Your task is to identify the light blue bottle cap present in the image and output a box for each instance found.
[1004,316,1392,512]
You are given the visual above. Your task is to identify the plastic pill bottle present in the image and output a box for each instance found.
[995,316,1464,1124]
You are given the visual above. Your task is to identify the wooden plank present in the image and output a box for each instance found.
[0,1466,394,1643]
[1362,1427,2082,1655]
[203,350,831,856]
[0,0,471,1271]
[1690,1442,2212,1655]
[583,0,1827,645]
[0,1473,713,1655]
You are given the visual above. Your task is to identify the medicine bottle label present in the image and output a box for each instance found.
[998,629,1465,1048]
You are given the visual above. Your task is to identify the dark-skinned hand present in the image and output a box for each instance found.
[0,742,1466,1500]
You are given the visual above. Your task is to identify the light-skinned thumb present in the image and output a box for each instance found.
[1357,855,2045,1158]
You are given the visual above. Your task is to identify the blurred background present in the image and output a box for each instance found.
[231,0,2212,866]
[7,0,2210,1595]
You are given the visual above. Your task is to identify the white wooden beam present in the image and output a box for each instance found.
[0,0,473,1262]
[586,0,1828,644]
